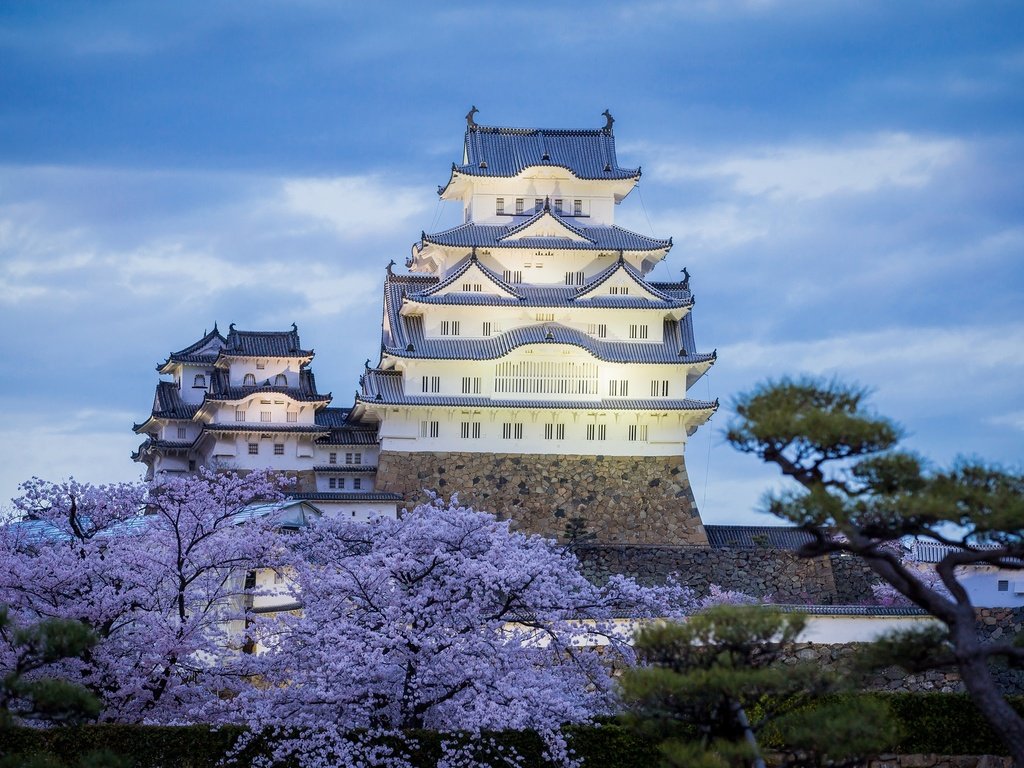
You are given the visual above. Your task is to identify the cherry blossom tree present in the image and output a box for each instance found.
[235,494,693,767]
[0,469,287,722]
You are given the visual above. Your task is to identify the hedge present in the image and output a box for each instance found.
[1,694,1019,766]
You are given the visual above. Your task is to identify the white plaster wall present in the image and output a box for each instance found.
[204,435,317,469]
[316,445,378,466]
[315,472,376,493]
[959,567,1024,608]
[462,176,629,226]
[399,354,692,401]
[227,360,299,388]
[210,399,317,426]
[799,614,941,643]
[371,403,698,457]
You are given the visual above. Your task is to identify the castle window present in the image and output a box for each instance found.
[543,423,566,441]
[998,580,1009,592]
[420,420,440,438]
[177,426,187,440]
[422,375,441,393]
[274,373,287,386]
[256,362,266,370]
[629,324,649,340]
[235,409,246,422]
[329,477,337,489]
[494,360,598,395]
[535,313,555,322]
[564,271,585,286]
[193,374,206,388]
[573,199,582,215]
[496,198,504,215]
[346,452,362,465]
[554,198,563,213]
[609,286,629,296]
[628,424,649,442]
[287,411,298,423]
[515,198,524,215]
[274,443,284,456]
[460,421,481,439]
[534,198,543,212]
[329,452,337,465]
[243,373,257,387]
[588,323,607,339]
[651,380,669,397]
[502,270,522,283]
[188,460,196,471]
[482,321,492,337]
[502,423,523,440]
[462,376,481,395]
[353,478,362,490]
[248,443,259,455]
[609,380,629,397]
[440,320,460,336]
[586,424,607,441]
[261,411,272,422]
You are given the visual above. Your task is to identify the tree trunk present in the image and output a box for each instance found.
[952,620,1024,764]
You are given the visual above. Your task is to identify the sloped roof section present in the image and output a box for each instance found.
[315,407,379,446]
[220,324,312,359]
[358,367,717,413]
[157,327,226,370]
[133,382,200,431]
[455,123,639,181]
[705,525,818,551]
[418,208,670,253]
[204,369,331,404]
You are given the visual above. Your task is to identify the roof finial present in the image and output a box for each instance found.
[543,196,551,212]
[212,321,218,332]
[386,259,396,276]
[364,358,371,370]
[681,267,690,290]
[466,105,479,128]
[470,246,478,261]
[292,322,298,332]
[229,322,236,332]
[617,250,624,264]
[602,109,615,131]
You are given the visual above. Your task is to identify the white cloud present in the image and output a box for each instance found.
[988,411,1024,433]
[282,176,432,238]
[642,133,964,201]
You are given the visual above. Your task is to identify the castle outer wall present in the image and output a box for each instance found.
[375,450,709,546]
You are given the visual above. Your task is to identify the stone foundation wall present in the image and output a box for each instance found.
[576,545,864,604]
[375,451,709,545]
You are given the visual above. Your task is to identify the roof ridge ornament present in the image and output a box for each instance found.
[466,105,479,128]
[470,246,478,261]
[681,267,690,290]
[602,109,614,132]
[617,250,624,264]
[386,259,396,276]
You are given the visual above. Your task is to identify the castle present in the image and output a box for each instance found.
[133,110,717,545]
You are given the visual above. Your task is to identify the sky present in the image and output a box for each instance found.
[1,1,1021,524]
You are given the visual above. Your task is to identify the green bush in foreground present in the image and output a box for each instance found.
[1,695,1020,767]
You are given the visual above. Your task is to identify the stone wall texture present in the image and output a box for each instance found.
[376,451,709,545]
[575,544,878,605]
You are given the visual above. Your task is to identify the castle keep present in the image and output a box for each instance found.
[134,111,717,545]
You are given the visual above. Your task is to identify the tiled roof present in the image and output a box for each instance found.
[359,368,718,413]
[133,382,200,431]
[443,122,639,189]
[202,424,328,435]
[131,438,193,460]
[220,324,313,359]
[705,525,818,551]
[418,208,669,252]
[288,491,404,503]
[774,605,931,617]
[313,465,378,473]
[403,254,691,310]
[205,369,330,404]
[158,327,226,369]
[384,313,714,366]
[314,407,379,445]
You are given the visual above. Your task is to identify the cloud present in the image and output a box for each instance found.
[988,411,1024,433]
[641,133,964,201]
[282,176,432,238]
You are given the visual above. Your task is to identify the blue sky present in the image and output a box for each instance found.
[1,1,1022,524]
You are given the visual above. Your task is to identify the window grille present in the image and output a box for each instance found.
[628,424,649,441]
[460,422,481,439]
[420,420,440,438]
[462,376,481,394]
[502,423,524,440]
[248,443,259,455]
[629,324,649,340]
[494,360,598,395]
[544,423,566,440]
[586,424,607,441]
[651,380,669,397]
[274,444,284,455]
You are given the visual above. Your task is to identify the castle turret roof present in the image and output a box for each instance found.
[219,325,312,360]
[447,122,639,184]
[157,327,226,371]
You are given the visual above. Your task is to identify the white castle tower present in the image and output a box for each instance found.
[352,110,717,545]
